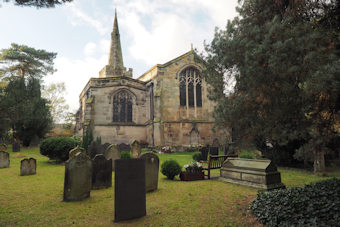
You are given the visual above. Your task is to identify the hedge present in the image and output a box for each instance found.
[40,137,79,162]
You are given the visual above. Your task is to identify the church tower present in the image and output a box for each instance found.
[99,9,132,78]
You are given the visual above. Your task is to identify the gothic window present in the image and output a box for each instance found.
[113,90,132,122]
[179,67,202,107]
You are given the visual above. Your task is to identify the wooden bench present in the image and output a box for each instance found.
[202,154,238,179]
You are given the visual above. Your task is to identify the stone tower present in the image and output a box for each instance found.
[99,9,132,78]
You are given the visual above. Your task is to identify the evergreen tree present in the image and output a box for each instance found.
[203,0,340,173]
[2,0,72,8]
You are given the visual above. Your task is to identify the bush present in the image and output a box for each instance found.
[161,160,182,180]
[250,178,340,226]
[120,151,131,159]
[192,152,202,161]
[239,154,253,159]
[40,137,79,162]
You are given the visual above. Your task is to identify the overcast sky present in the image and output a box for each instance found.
[0,0,239,112]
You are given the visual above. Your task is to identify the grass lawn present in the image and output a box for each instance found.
[0,147,339,227]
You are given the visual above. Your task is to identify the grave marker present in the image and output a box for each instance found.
[139,152,159,192]
[131,140,141,158]
[105,144,120,171]
[0,151,10,168]
[92,154,112,189]
[20,158,36,176]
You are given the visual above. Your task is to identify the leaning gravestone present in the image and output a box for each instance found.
[118,143,130,152]
[131,140,141,158]
[105,144,120,171]
[0,151,10,168]
[63,152,92,201]
[0,144,7,152]
[139,152,159,192]
[102,143,111,153]
[12,142,20,153]
[87,141,104,159]
[92,154,112,189]
[115,158,146,222]
[69,146,86,160]
[20,158,36,176]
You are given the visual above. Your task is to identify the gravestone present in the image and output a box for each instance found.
[92,154,112,189]
[114,159,146,222]
[209,147,219,156]
[63,152,92,201]
[69,146,86,160]
[139,152,159,192]
[212,138,220,148]
[118,143,130,152]
[0,151,10,168]
[12,142,20,153]
[102,143,111,153]
[0,144,7,151]
[87,141,106,159]
[30,135,40,147]
[20,158,36,176]
[105,144,120,171]
[200,147,209,161]
[220,158,285,190]
[131,140,141,158]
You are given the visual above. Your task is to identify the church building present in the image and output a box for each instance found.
[75,11,227,148]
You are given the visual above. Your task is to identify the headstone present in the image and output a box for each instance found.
[212,138,220,148]
[87,141,106,159]
[114,159,146,222]
[131,140,141,158]
[139,152,159,192]
[63,152,92,201]
[20,158,36,176]
[0,151,10,168]
[200,147,209,161]
[105,144,120,171]
[209,147,219,156]
[92,154,112,189]
[220,158,285,190]
[102,143,111,153]
[69,146,86,160]
[118,143,130,152]
[0,144,7,151]
[12,142,20,153]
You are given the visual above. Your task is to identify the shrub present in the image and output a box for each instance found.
[239,154,253,159]
[161,160,182,180]
[120,151,131,159]
[40,137,79,162]
[192,152,202,161]
[250,178,340,226]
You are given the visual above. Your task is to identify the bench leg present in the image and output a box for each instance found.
[208,169,210,179]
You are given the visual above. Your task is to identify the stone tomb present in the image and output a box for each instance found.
[69,146,86,160]
[0,151,10,168]
[105,144,120,171]
[92,154,112,189]
[131,140,141,158]
[114,158,146,222]
[139,152,159,192]
[63,152,92,201]
[20,158,36,176]
[220,158,285,190]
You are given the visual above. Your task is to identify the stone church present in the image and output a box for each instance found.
[75,11,227,148]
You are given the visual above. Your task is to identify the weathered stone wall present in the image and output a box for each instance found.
[93,125,146,144]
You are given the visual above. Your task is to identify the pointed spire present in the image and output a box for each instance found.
[108,8,124,71]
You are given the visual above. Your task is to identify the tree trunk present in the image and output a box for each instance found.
[313,149,325,173]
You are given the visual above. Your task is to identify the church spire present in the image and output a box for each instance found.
[99,9,132,78]
[108,9,124,70]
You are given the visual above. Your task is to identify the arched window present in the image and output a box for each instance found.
[179,67,202,107]
[113,90,132,122]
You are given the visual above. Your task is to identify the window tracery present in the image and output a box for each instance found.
[113,90,132,122]
[179,67,202,107]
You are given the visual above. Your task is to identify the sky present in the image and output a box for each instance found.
[0,0,239,113]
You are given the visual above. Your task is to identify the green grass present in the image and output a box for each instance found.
[0,147,339,226]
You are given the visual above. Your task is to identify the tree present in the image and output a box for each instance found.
[0,44,56,145]
[203,0,340,173]
[0,43,57,79]
[0,77,53,146]
[2,0,72,8]
[42,82,69,123]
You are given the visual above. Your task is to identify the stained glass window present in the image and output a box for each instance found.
[113,90,132,122]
